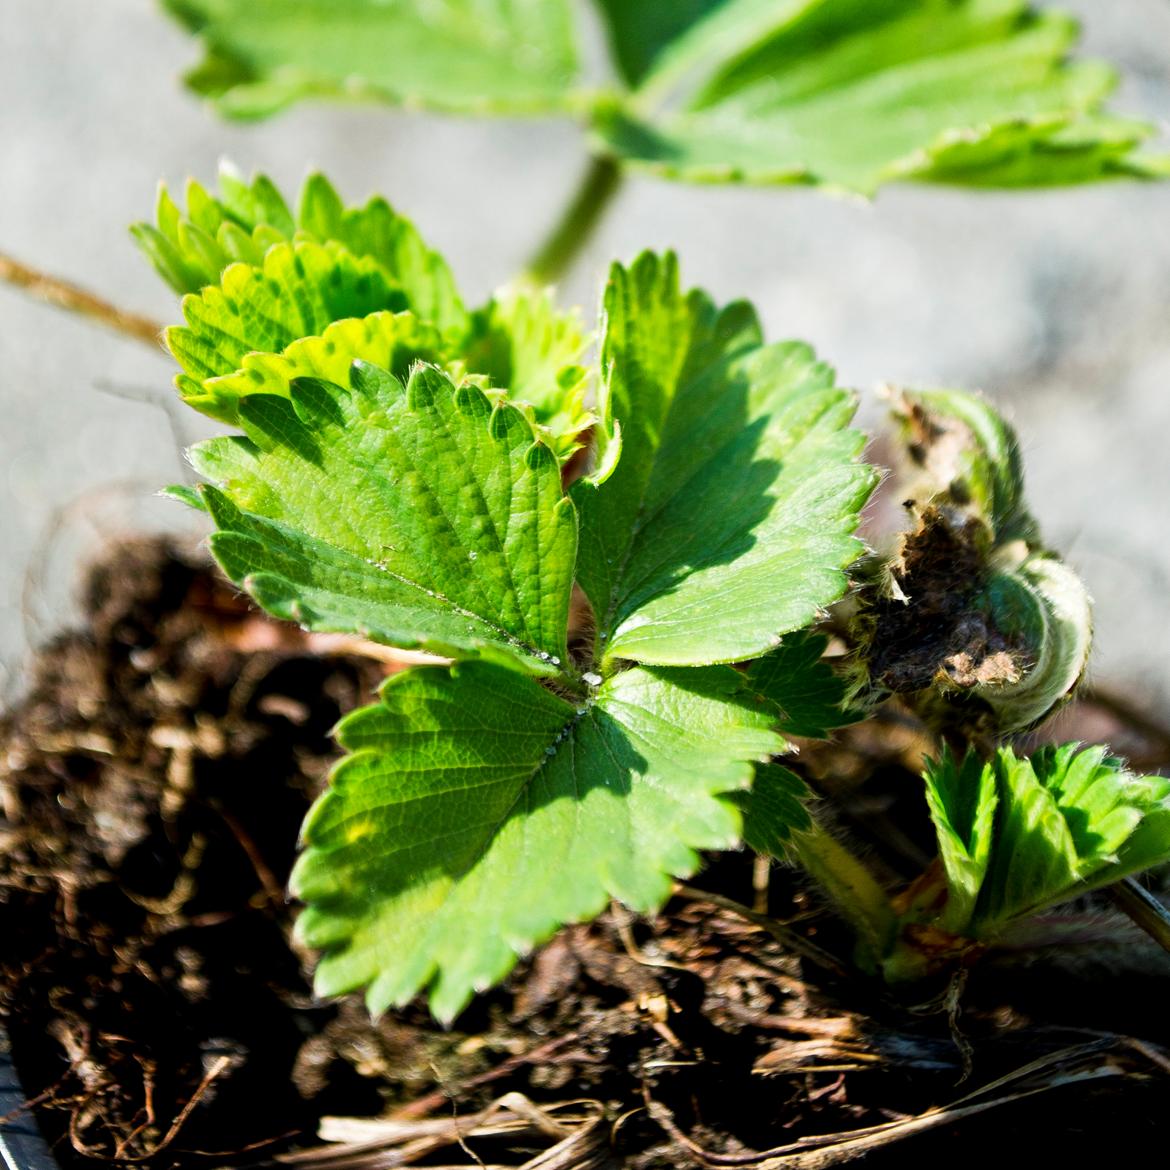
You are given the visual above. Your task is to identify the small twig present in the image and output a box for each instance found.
[752,854,772,914]
[388,1033,581,1121]
[110,1057,157,1159]
[611,904,691,974]
[116,1054,234,1161]
[1107,877,1170,956]
[674,884,848,977]
[0,251,165,346]
[214,803,285,907]
[644,1040,1133,1168]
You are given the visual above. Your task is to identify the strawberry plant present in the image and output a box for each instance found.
[1,0,1167,1055]
[128,160,1170,1022]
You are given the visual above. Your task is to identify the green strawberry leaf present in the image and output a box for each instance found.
[162,0,580,119]
[159,3,1164,194]
[292,659,783,1021]
[744,631,860,739]
[734,763,813,858]
[573,252,876,668]
[592,0,1165,194]
[923,744,1170,938]
[593,0,722,86]
[192,361,577,675]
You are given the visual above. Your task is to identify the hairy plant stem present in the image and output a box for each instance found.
[788,823,897,967]
[0,251,164,347]
[1107,877,1170,956]
[520,154,623,287]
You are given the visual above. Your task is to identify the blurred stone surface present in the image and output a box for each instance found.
[1,0,1168,710]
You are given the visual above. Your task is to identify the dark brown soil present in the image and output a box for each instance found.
[2,540,1169,1169]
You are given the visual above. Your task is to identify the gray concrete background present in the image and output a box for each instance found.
[2,1,1169,710]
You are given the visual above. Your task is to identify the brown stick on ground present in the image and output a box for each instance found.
[0,251,164,346]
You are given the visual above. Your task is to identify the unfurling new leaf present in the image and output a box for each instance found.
[918,744,1170,939]
[857,386,1092,733]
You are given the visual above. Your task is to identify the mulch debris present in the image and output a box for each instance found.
[2,539,1168,1168]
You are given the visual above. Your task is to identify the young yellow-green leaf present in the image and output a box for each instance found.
[744,631,860,739]
[168,245,422,422]
[573,252,875,668]
[923,745,1170,939]
[134,167,467,336]
[592,0,1164,194]
[132,168,292,295]
[462,288,594,460]
[292,659,783,1021]
[141,170,590,452]
[183,310,444,421]
[162,0,580,119]
[192,362,577,675]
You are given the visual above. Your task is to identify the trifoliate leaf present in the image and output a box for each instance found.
[191,362,577,675]
[292,659,783,1021]
[592,0,1165,194]
[573,252,875,668]
[922,744,1170,939]
[744,631,859,739]
[162,0,580,119]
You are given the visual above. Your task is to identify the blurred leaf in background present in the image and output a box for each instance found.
[165,0,1168,193]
